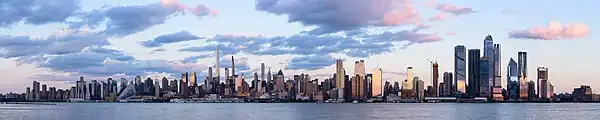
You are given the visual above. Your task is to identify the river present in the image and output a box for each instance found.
[1,103,598,120]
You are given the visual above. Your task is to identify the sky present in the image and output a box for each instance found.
[0,0,598,94]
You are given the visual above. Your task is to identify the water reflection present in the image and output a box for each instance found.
[1,103,599,120]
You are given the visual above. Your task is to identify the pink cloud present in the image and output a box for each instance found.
[429,12,452,22]
[446,31,456,36]
[436,4,477,15]
[382,0,422,25]
[160,0,217,17]
[509,22,590,40]
[425,0,437,8]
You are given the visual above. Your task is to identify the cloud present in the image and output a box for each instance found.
[429,12,452,22]
[0,29,109,58]
[435,4,477,16]
[446,31,456,36]
[21,47,207,77]
[182,54,213,63]
[0,0,81,27]
[256,0,421,34]
[286,55,337,70]
[183,30,441,59]
[218,56,251,72]
[69,0,216,37]
[508,22,590,40]
[140,31,202,47]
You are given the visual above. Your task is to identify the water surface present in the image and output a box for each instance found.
[1,103,597,120]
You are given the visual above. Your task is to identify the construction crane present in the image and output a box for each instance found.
[427,58,440,97]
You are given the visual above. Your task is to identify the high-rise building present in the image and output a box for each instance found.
[431,62,439,97]
[443,72,453,96]
[190,72,197,87]
[365,74,373,98]
[32,81,40,100]
[527,81,535,100]
[405,67,414,90]
[507,58,519,100]
[161,77,169,90]
[467,49,481,97]
[274,70,285,93]
[335,60,345,99]
[154,81,160,97]
[135,76,142,85]
[454,45,467,94]
[207,67,213,92]
[414,77,425,101]
[493,44,501,87]
[518,52,528,100]
[540,80,548,99]
[537,67,548,98]
[479,57,490,98]
[372,68,382,97]
[216,46,220,81]
[231,56,235,76]
[225,68,230,79]
[355,60,365,77]
[181,73,188,96]
[260,63,265,93]
[483,35,495,92]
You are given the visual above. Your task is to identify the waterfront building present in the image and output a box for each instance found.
[538,67,548,98]
[335,60,345,100]
[467,49,481,97]
[479,57,490,98]
[518,52,528,100]
[454,45,467,94]
[431,62,439,97]
[442,72,453,96]
[372,68,383,97]
[507,58,519,100]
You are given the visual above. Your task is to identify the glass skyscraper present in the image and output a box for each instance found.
[493,44,501,87]
[518,52,528,100]
[479,57,490,98]
[507,58,519,100]
[454,45,467,94]
[467,49,480,97]
[483,35,495,91]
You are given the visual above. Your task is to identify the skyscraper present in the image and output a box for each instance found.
[207,67,213,92]
[483,35,495,93]
[537,67,548,98]
[518,52,528,100]
[260,63,265,94]
[443,72,453,96]
[405,67,414,90]
[414,78,425,101]
[231,56,235,76]
[493,44,501,87]
[135,76,142,85]
[372,68,382,97]
[190,72,197,87]
[355,60,365,78]
[467,49,481,97]
[336,60,345,99]
[225,68,230,79]
[431,62,439,97]
[507,58,519,100]
[479,57,490,98]
[454,45,467,94]
[216,46,220,80]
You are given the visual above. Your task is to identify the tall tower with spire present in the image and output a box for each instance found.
[216,45,220,80]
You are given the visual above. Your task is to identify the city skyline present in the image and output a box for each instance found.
[0,0,598,94]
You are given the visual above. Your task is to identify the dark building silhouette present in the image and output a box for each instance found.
[467,49,481,97]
